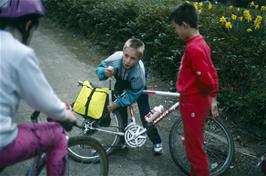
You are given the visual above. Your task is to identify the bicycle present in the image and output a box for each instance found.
[69,79,234,176]
[257,155,266,174]
[0,111,109,176]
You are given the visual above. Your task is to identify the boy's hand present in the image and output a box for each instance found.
[211,97,219,118]
[105,66,114,77]
[108,102,117,112]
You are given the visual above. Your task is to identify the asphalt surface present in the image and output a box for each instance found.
[1,19,265,176]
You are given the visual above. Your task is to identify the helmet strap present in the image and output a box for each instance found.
[16,20,34,45]
[22,28,30,45]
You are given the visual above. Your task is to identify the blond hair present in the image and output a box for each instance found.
[123,38,145,58]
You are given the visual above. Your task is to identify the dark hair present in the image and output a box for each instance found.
[0,14,40,43]
[169,2,198,29]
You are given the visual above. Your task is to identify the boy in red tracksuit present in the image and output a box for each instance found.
[169,2,219,176]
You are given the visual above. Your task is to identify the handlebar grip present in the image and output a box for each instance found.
[59,121,76,132]
[78,80,84,86]
[31,110,77,132]
[46,118,76,132]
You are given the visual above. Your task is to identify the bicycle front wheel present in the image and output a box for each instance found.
[68,136,109,176]
[169,117,234,176]
[85,111,124,156]
[68,110,124,158]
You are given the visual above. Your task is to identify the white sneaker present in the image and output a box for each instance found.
[153,143,163,155]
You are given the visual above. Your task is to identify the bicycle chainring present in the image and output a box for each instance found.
[124,123,147,148]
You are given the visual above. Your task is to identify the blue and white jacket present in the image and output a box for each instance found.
[96,51,146,108]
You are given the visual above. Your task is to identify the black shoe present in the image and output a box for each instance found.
[117,139,129,150]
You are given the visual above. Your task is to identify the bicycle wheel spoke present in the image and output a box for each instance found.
[68,136,108,176]
[68,111,123,157]
[169,118,234,176]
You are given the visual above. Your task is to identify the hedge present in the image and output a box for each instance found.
[45,0,266,132]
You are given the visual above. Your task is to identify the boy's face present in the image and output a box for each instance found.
[122,47,141,70]
[172,21,188,41]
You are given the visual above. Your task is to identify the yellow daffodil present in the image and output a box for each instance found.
[237,8,240,12]
[225,21,232,29]
[254,16,263,29]
[219,16,227,23]
[250,1,255,7]
[194,2,199,10]
[255,5,259,9]
[255,15,263,22]
[239,16,243,21]
[261,6,266,11]
[255,23,261,29]
[243,10,252,22]
[246,28,252,32]
[208,3,212,10]
[229,5,233,10]
[199,2,203,7]
[243,10,250,17]
[231,14,237,20]
[246,15,252,22]
[198,9,202,14]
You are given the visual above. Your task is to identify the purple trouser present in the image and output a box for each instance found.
[0,122,67,176]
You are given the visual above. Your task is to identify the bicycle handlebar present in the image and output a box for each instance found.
[143,90,180,97]
[77,80,180,97]
[30,111,82,132]
[77,80,83,86]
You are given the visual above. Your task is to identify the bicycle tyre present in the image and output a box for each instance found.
[169,117,234,176]
[68,136,109,176]
[25,154,46,176]
[90,111,124,156]
[68,110,124,157]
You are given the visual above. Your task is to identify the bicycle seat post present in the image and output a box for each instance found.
[108,78,114,118]
[129,103,137,123]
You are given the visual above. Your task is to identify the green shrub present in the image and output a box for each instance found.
[197,2,266,127]
[45,0,266,130]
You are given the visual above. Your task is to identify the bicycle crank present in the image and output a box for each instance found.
[124,123,147,148]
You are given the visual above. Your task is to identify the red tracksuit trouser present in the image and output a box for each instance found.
[179,94,211,176]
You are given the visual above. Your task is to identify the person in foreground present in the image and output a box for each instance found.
[169,2,219,176]
[96,38,163,155]
[0,0,76,175]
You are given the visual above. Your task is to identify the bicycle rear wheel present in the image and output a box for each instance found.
[169,117,234,176]
[68,136,109,176]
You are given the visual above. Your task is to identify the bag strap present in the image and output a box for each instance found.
[85,88,96,116]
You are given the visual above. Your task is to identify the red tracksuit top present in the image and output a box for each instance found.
[176,35,219,97]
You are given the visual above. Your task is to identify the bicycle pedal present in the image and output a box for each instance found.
[210,162,218,170]
[119,144,128,150]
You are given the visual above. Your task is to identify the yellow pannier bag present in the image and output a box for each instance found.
[72,80,110,120]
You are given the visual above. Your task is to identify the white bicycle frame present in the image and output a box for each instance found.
[125,89,180,147]
[128,90,180,125]
[80,79,181,139]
